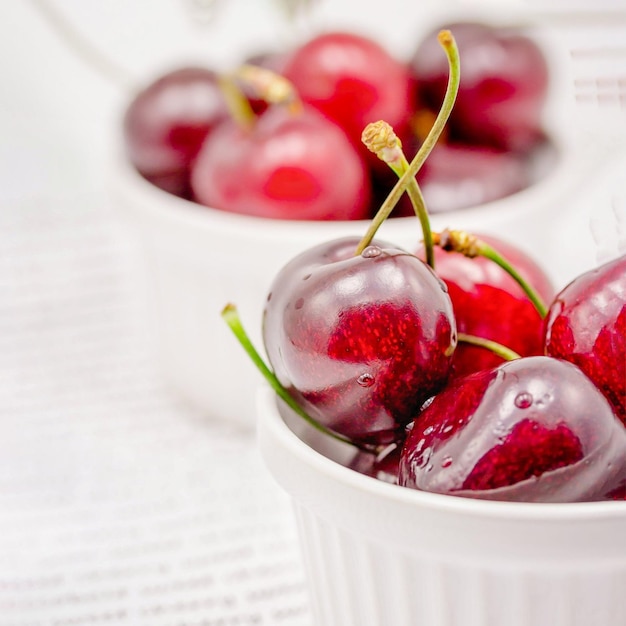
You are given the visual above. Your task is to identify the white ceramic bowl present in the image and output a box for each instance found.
[256,385,626,626]
[107,9,592,426]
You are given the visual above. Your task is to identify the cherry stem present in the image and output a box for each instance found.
[234,64,303,114]
[457,332,521,361]
[354,30,460,256]
[479,243,548,318]
[362,121,435,269]
[218,75,257,130]
[221,64,302,130]
[433,229,548,318]
[221,303,375,453]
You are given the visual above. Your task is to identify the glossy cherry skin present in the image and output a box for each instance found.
[191,104,371,220]
[399,356,626,502]
[263,237,457,445]
[416,234,554,379]
[281,31,415,171]
[544,254,626,426]
[411,22,549,152]
[123,67,229,198]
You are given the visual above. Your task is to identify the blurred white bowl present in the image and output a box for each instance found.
[107,8,594,425]
[256,384,626,626]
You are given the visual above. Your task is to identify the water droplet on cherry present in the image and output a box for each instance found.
[361,245,382,258]
[263,237,456,444]
[357,373,375,387]
[514,392,533,409]
[421,396,435,411]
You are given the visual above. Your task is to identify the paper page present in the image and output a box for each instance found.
[0,196,312,626]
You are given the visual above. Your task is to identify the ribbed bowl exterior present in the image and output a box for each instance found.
[293,504,625,626]
[257,387,626,626]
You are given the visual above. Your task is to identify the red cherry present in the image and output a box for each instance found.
[123,67,229,198]
[398,356,626,502]
[190,104,371,220]
[416,234,554,379]
[411,21,549,152]
[262,237,456,445]
[281,31,415,170]
[544,254,626,426]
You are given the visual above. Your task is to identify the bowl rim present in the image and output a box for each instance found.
[107,2,591,244]
[257,384,626,522]
[108,118,581,243]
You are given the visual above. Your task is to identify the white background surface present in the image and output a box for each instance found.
[0,1,625,624]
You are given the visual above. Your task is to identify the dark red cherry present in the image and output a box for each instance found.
[417,234,554,379]
[411,21,549,152]
[281,31,415,170]
[190,104,371,220]
[263,237,456,445]
[123,66,229,198]
[544,254,626,426]
[399,356,626,502]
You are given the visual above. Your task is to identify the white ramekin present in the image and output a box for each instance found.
[256,385,626,626]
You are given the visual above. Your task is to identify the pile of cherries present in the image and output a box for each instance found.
[251,216,626,504]
[223,30,626,503]
[123,20,551,219]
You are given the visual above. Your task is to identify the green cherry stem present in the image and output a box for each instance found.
[234,64,302,112]
[480,243,548,318]
[457,333,521,361]
[218,74,257,130]
[354,29,460,256]
[219,64,303,131]
[434,229,548,318]
[221,303,374,452]
[362,120,435,269]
